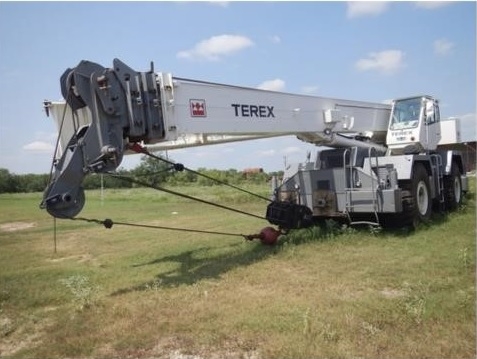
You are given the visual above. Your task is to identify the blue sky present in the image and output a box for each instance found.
[0,1,475,174]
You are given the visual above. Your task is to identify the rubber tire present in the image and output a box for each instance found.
[380,165,432,229]
[410,164,432,225]
[444,162,462,211]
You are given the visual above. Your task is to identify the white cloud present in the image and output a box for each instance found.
[434,38,454,56]
[194,150,218,159]
[355,50,405,75]
[347,1,389,18]
[32,131,58,143]
[301,85,319,94]
[280,146,301,155]
[415,1,452,9]
[177,34,254,61]
[257,149,276,157]
[257,79,286,92]
[208,1,229,7]
[270,35,281,44]
[23,141,54,153]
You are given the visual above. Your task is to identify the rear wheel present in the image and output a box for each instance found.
[444,162,462,210]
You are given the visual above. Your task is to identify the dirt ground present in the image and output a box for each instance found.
[0,222,36,232]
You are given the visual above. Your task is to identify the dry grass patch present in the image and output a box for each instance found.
[0,222,36,232]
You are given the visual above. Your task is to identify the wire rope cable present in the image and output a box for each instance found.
[69,216,257,240]
[129,143,272,202]
[106,172,267,221]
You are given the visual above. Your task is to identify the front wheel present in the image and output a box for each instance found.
[411,164,432,225]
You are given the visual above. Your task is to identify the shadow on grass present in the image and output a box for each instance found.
[111,241,277,295]
[110,221,374,296]
[111,192,474,296]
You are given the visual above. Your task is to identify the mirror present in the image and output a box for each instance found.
[425,100,434,125]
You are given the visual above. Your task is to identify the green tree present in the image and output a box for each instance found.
[167,169,197,185]
[83,170,134,189]
[246,171,269,184]
[14,173,49,192]
[0,168,16,193]
[105,168,133,188]
[132,152,173,186]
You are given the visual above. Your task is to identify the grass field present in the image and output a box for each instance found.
[0,179,475,358]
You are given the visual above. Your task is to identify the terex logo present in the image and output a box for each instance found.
[190,99,207,117]
[231,104,275,118]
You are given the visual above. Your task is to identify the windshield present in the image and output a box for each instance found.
[390,98,422,130]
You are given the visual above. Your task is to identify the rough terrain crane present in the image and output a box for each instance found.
[40,59,468,238]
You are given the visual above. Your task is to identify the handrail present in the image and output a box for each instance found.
[368,147,380,222]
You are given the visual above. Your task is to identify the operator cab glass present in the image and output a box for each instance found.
[390,97,423,130]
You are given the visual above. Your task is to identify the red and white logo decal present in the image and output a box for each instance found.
[190,99,207,117]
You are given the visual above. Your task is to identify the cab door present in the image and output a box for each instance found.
[421,98,441,151]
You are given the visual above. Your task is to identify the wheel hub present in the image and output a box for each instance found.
[416,181,429,216]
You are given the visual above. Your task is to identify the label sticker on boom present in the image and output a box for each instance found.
[231,104,275,118]
[190,99,207,117]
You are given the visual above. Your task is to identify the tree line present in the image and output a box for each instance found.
[0,153,282,194]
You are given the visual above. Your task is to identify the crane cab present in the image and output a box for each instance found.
[386,96,442,155]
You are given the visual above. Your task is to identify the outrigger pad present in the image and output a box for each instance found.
[266,201,313,230]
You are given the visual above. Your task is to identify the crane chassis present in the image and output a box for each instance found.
[40,59,468,233]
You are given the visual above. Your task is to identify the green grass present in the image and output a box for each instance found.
[0,179,475,358]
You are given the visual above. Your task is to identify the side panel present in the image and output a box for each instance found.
[363,155,416,180]
[278,169,346,217]
[277,167,403,217]
[438,118,461,145]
